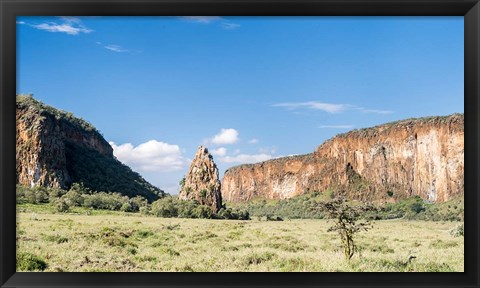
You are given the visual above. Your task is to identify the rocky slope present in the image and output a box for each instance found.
[179,146,222,212]
[16,95,165,201]
[222,114,464,203]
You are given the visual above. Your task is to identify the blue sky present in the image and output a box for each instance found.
[16,16,464,195]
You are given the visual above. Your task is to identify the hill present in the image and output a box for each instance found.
[16,94,165,201]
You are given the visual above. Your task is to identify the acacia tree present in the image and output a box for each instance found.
[318,196,376,260]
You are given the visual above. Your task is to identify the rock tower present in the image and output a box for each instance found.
[179,146,222,212]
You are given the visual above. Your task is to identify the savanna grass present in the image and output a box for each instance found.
[16,204,464,272]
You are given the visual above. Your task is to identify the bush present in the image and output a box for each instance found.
[216,208,250,220]
[16,185,49,204]
[54,198,71,212]
[449,223,464,237]
[266,215,283,221]
[139,206,150,215]
[120,202,133,212]
[69,182,91,194]
[82,192,129,210]
[47,187,67,201]
[62,190,84,207]
[227,191,326,219]
[151,197,179,218]
[177,199,199,218]
[193,205,213,219]
[16,252,48,271]
[128,196,148,212]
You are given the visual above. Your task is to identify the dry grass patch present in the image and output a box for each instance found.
[17,207,464,272]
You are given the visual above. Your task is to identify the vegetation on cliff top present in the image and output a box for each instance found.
[17,94,99,134]
[334,113,464,139]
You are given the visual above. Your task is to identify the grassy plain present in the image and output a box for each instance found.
[16,204,464,272]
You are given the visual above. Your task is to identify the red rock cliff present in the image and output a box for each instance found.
[16,95,113,188]
[221,114,464,203]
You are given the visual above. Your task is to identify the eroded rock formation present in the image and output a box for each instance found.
[222,114,464,203]
[16,95,164,201]
[179,146,222,212]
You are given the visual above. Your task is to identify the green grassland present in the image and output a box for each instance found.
[17,203,464,272]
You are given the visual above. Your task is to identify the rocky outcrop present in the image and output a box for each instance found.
[179,146,222,212]
[16,95,165,201]
[222,114,464,203]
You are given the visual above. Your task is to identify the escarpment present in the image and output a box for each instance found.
[222,114,464,203]
[16,95,165,201]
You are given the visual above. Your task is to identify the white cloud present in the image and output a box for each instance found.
[219,153,273,164]
[273,101,393,115]
[181,16,222,23]
[18,17,92,35]
[210,147,227,157]
[356,108,393,114]
[273,101,349,114]
[22,17,92,35]
[104,44,128,53]
[318,125,354,129]
[109,140,185,173]
[209,128,239,145]
[259,146,276,154]
[59,16,82,24]
[31,23,92,35]
[248,138,259,144]
[222,23,240,30]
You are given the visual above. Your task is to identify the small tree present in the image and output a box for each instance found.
[179,177,186,189]
[318,196,376,260]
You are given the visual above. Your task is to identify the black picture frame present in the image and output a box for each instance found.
[1,0,479,287]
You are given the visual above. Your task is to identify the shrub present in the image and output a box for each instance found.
[69,182,91,194]
[16,185,49,204]
[236,210,250,220]
[82,192,129,210]
[193,205,213,219]
[227,191,325,219]
[139,206,150,215]
[266,215,283,221]
[449,223,464,237]
[128,196,148,212]
[151,197,179,218]
[62,190,84,207]
[410,202,425,214]
[120,202,133,212]
[54,198,71,212]
[47,187,67,201]
[16,252,48,271]
[217,208,233,219]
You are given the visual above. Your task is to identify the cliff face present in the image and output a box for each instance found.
[179,146,222,212]
[222,114,464,203]
[16,95,164,201]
